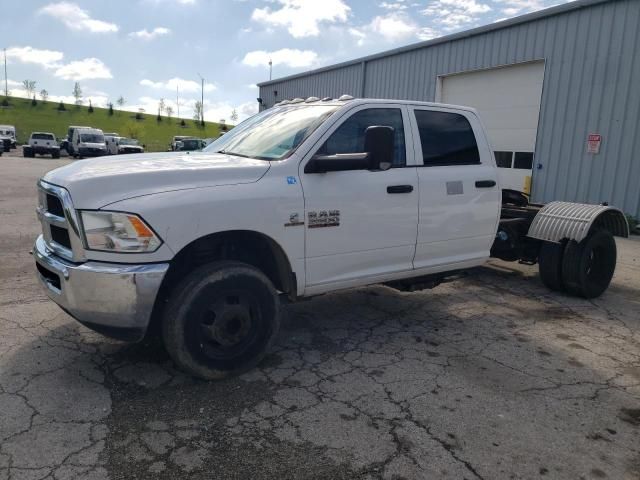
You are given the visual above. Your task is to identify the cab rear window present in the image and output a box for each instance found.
[32,133,54,140]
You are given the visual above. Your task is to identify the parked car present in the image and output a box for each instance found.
[0,140,3,155]
[0,125,17,149]
[65,125,92,157]
[71,127,107,158]
[33,97,629,380]
[23,132,60,158]
[116,137,144,154]
[176,138,206,151]
[170,135,193,151]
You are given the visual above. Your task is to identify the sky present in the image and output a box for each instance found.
[2,0,570,122]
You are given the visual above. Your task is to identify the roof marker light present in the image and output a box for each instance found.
[305,96,320,103]
[290,98,305,104]
[338,94,354,101]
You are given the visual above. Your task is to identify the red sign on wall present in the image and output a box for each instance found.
[587,133,602,154]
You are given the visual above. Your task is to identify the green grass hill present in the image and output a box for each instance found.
[0,96,230,152]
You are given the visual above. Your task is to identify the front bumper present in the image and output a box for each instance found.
[33,235,169,341]
[78,147,107,157]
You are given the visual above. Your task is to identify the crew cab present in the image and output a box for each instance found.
[33,97,629,380]
[23,132,60,158]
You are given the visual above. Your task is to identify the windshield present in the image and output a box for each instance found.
[204,105,339,160]
[80,133,104,143]
[119,138,139,146]
[181,139,202,149]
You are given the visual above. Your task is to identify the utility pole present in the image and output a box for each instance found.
[3,48,8,97]
[176,85,179,118]
[197,73,204,125]
[269,58,272,81]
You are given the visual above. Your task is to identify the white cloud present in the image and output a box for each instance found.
[379,1,408,10]
[39,2,118,33]
[421,0,491,30]
[5,46,64,68]
[242,49,318,68]
[129,27,171,40]
[251,0,350,38]
[369,13,417,40]
[54,58,113,80]
[493,0,545,16]
[140,77,217,93]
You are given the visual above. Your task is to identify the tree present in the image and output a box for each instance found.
[135,107,145,120]
[158,98,165,115]
[193,100,203,123]
[117,96,125,109]
[72,82,83,105]
[40,89,49,102]
[165,105,173,120]
[230,109,238,123]
[108,102,114,116]
[57,101,66,111]
[88,99,94,113]
[23,80,36,98]
[31,95,37,106]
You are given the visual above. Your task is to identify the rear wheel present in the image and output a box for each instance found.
[162,261,281,380]
[562,230,617,298]
[538,241,565,292]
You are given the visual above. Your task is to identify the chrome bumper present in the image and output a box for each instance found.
[33,235,169,341]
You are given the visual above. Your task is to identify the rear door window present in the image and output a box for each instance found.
[414,110,480,166]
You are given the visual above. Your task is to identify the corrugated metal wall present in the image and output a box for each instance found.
[259,0,640,217]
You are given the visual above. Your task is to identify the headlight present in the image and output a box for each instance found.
[80,211,162,252]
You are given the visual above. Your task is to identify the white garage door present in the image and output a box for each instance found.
[438,61,545,194]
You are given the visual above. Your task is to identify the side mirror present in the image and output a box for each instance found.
[364,125,394,171]
[304,125,395,174]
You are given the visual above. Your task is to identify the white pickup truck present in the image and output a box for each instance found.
[33,97,629,379]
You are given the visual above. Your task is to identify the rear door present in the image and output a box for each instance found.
[409,106,500,270]
[299,105,419,290]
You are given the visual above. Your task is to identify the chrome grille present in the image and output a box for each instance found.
[36,181,85,262]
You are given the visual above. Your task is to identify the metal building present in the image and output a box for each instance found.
[258,0,640,218]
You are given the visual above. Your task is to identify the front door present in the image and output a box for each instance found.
[299,105,419,291]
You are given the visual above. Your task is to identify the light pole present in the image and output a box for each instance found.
[3,48,8,98]
[197,73,204,126]
[268,58,272,81]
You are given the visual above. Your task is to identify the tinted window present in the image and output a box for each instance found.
[32,133,54,140]
[514,152,534,170]
[318,108,406,167]
[494,151,513,168]
[414,110,480,166]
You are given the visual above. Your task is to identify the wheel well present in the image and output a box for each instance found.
[146,231,295,337]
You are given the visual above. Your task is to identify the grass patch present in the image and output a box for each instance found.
[0,96,229,152]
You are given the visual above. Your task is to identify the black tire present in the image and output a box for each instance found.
[23,147,33,158]
[162,261,281,380]
[51,150,60,159]
[562,230,617,298]
[538,241,565,292]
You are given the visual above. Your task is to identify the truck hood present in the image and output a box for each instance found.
[43,151,271,208]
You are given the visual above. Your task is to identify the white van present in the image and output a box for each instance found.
[71,127,107,158]
[0,125,17,149]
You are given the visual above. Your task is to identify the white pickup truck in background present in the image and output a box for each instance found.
[33,97,629,379]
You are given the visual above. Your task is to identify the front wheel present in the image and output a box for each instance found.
[161,261,281,380]
[562,230,617,298]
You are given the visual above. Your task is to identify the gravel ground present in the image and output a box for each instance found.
[1,157,639,480]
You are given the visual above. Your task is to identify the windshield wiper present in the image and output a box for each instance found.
[217,150,269,160]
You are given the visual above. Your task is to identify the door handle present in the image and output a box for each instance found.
[387,185,414,194]
[475,180,496,188]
